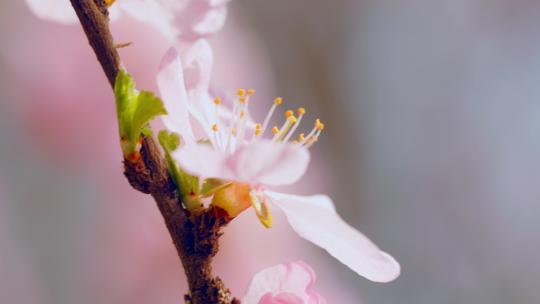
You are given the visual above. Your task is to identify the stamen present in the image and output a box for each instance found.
[236,91,252,142]
[210,124,222,150]
[272,110,297,142]
[300,119,321,145]
[315,118,325,131]
[271,126,280,135]
[300,119,324,148]
[304,136,319,148]
[213,97,221,124]
[237,89,246,97]
[283,107,306,143]
[255,124,262,136]
[261,97,282,133]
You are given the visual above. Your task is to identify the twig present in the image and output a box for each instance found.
[69,0,238,302]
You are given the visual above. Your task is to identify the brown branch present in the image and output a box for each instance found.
[69,0,238,303]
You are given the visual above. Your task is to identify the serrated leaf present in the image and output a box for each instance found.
[200,178,232,198]
[131,91,167,143]
[114,70,167,158]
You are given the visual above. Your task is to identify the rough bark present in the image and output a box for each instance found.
[69,1,238,302]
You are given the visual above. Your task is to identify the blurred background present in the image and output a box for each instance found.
[1,0,540,303]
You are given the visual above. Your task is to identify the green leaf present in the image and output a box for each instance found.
[158,130,201,211]
[114,70,167,158]
[158,130,180,153]
[131,91,167,143]
[114,69,137,140]
[200,178,232,198]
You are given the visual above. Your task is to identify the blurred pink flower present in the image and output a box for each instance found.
[25,0,230,41]
[157,40,401,283]
[243,261,326,304]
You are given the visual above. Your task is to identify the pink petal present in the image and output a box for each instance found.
[243,261,325,304]
[172,0,229,41]
[258,292,304,304]
[157,47,195,142]
[231,141,310,186]
[191,6,228,37]
[265,191,401,283]
[184,39,214,92]
[173,141,309,185]
[172,143,227,178]
[206,0,231,6]
[25,0,78,24]
[183,40,218,133]
[118,0,180,42]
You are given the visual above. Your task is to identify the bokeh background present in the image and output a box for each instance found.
[2,0,540,303]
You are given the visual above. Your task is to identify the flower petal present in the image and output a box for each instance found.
[231,141,310,186]
[191,6,228,37]
[172,0,229,40]
[157,47,195,142]
[243,261,325,304]
[183,40,217,137]
[25,0,78,24]
[265,191,401,283]
[258,293,304,304]
[172,143,227,179]
[118,0,179,42]
[184,39,214,92]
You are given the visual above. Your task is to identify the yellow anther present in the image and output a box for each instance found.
[239,96,247,104]
[315,119,325,130]
[247,89,255,95]
[271,126,280,135]
[255,123,262,135]
[298,133,305,141]
[212,124,219,132]
[284,110,294,118]
[231,128,237,136]
[237,89,246,96]
[297,107,306,116]
[274,97,283,105]
[240,111,246,118]
[105,0,115,7]
[288,116,297,124]
[214,97,221,105]
[292,140,299,144]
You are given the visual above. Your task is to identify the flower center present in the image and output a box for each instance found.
[209,89,325,153]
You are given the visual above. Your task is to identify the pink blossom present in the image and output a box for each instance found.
[24,0,230,41]
[156,40,401,283]
[243,261,325,304]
